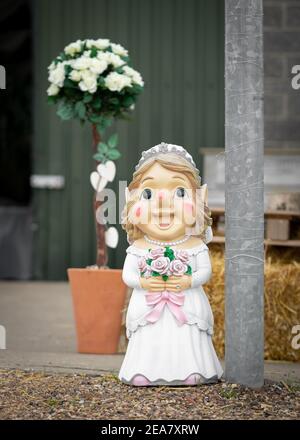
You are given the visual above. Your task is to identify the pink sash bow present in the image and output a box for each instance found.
[145,290,188,326]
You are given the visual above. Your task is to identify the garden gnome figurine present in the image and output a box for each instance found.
[118,142,223,386]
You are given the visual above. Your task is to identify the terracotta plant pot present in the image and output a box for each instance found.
[68,268,127,354]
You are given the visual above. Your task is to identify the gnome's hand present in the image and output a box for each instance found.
[164,275,192,292]
[140,276,166,293]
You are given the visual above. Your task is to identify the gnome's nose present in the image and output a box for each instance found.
[158,190,165,200]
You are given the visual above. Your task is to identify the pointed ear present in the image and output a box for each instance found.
[202,183,208,205]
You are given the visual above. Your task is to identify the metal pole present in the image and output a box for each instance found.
[225,0,264,388]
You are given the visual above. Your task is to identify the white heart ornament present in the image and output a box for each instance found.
[90,171,108,192]
[97,160,116,182]
[105,226,119,248]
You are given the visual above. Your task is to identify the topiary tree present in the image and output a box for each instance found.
[47,38,144,267]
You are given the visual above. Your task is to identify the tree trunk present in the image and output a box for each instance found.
[92,124,108,268]
[225,0,264,388]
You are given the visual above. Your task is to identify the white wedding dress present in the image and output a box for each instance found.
[118,241,223,386]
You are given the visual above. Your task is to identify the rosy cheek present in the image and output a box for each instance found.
[135,206,141,217]
[184,202,194,214]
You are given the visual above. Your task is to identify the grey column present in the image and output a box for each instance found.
[225,0,264,388]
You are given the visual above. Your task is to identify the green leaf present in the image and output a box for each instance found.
[96,124,105,136]
[122,95,135,108]
[63,78,77,89]
[64,87,80,99]
[98,142,108,154]
[92,96,102,110]
[90,47,98,58]
[107,133,118,149]
[164,247,174,260]
[64,64,72,75]
[96,117,113,135]
[93,152,105,162]
[56,100,75,120]
[59,51,66,61]
[102,117,113,129]
[89,114,103,124]
[109,97,119,107]
[83,93,93,103]
[146,259,152,265]
[98,76,106,87]
[47,96,57,105]
[186,265,192,275]
[162,275,169,282]
[152,272,161,277]
[107,149,121,160]
[131,83,143,94]
[75,101,86,119]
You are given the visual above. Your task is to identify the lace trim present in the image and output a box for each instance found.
[126,314,214,339]
[126,242,209,257]
[120,372,221,386]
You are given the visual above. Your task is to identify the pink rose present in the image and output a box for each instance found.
[169,259,187,276]
[174,249,189,264]
[138,257,147,273]
[151,256,170,275]
[148,247,165,260]
[143,268,152,278]
[138,257,151,277]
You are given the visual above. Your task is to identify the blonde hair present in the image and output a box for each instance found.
[121,153,213,244]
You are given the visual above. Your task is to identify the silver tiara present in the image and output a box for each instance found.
[135,142,200,176]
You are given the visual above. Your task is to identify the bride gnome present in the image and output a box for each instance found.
[118,142,223,386]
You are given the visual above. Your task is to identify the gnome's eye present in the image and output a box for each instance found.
[174,187,188,199]
[141,188,152,200]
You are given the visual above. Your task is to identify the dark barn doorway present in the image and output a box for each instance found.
[0,0,33,279]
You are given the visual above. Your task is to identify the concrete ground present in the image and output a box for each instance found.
[0,281,299,383]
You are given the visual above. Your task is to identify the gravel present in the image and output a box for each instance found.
[0,369,299,420]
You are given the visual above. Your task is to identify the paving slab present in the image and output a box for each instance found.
[0,282,299,384]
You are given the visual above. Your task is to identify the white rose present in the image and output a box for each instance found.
[48,61,56,71]
[64,39,82,56]
[122,65,135,76]
[70,69,82,82]
[79,70,98,94]
[72,56,91,70]
[85,39,95,49]
[104,72,132,92]
[123,65,144,87]
[47,83,60,96]
[89,58,108,75]
[131,72,144,87]
[97,51,110,62]
[94,39,110,49]
[110,43,128,57]
[86,38,110,50]
[107,53,124,68]
[48,63,65,87]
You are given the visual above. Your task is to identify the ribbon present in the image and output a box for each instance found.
[144,290,188,326]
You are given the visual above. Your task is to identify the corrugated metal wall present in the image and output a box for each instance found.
[32,0,224,280]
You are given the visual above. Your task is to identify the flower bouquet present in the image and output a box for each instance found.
[47,38,144,144]
[138,247,192,326]
[138,246,192,282]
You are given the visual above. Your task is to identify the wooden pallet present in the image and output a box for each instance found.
[210,207,300,248]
